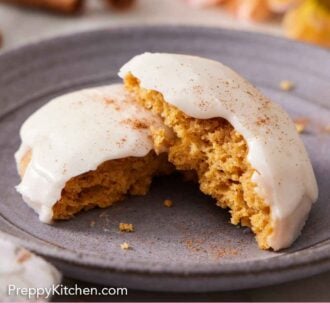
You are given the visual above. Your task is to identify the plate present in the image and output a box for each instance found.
[0,26,329,292]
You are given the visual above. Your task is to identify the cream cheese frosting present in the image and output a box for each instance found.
[119,52,318,250]
[0,235,61,302]
[15,84,167,223]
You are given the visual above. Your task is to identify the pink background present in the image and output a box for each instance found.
[1,303,328,329]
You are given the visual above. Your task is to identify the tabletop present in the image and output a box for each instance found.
[1,0,329,302]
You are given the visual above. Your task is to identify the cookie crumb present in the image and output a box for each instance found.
[119,223,134,232]
[120,242,130,250]
[295,123,305,133]
[280,80,295,91]
[294,118,309,134]
[163,199,173,207]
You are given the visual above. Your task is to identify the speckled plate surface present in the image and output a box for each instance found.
[0,26,329,292]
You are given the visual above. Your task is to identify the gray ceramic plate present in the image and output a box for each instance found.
[0,26,329,292]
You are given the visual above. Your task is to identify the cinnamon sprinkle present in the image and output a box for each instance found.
[16,248,32,263]
[255,115,271,126]
[121,118,149,129]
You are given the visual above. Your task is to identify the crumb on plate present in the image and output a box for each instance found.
[294,118,309,134]
[119,222,134,232]
[295,123,305,133]
[120,242,130,250]
[280,80,295,91]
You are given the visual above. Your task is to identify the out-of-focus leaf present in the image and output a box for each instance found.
[284,0,330,47]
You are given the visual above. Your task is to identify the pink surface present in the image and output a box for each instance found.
[1,303,328,329]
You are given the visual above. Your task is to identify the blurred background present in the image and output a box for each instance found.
[0,0,329,50]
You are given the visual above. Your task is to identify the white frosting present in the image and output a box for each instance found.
[15,84,167,223]
[119,52,318,250]
[0,237,61,302]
